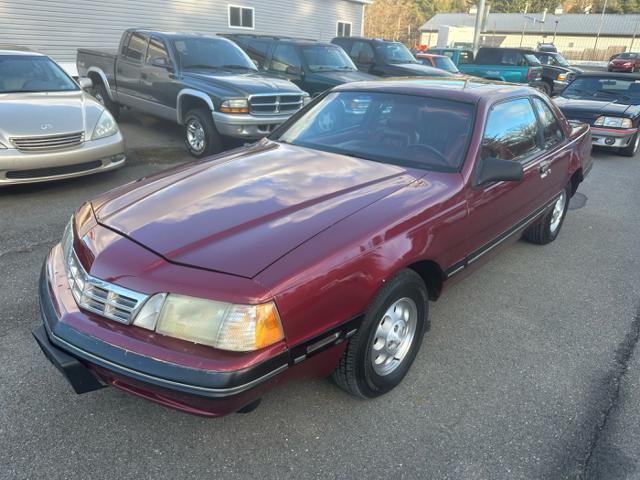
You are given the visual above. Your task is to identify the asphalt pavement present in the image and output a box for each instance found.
[1,121,639,479]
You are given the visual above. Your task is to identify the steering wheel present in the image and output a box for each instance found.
[406,144,450,167]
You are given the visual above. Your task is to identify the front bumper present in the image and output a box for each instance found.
[212,111,295,139]
[33,245,352,416]
[0,131,125,186]
[590,126,637,148]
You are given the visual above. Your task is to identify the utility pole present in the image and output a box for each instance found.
[473,0,486,55]
[520,2,530,47]
[593,0,609,60]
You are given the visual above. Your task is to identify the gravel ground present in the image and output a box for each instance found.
[1,125,639,479]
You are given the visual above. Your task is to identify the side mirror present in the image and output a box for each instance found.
[474,157,524,186]
[285,65,302,76]
[78,77,92,90]
[151,57,171,69]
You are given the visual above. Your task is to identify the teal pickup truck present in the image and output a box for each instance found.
[427,47,545,91]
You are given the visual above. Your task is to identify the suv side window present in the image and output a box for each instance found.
[124,32,147,62]
[120,32,132,56]
[145,37,169,65]
[476,48,501,65]
[247,38,272,68]
[350,41,374,63]
[481,98,541,162]
[270,44,301,72]
[532,97,564,148]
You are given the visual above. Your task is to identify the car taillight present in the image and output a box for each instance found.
[526,67,532,81]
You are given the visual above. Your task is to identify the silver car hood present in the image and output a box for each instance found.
[0,90,103,145]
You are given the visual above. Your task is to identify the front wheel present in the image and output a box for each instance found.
[331,269,428,398]
[619,131,640,157]
[183,108,223,158]
[523,185,570,245]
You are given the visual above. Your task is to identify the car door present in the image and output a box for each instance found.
[268,43,304,87]
[138,36,180,121]
[116,31,148,102]
[462,97,556,262]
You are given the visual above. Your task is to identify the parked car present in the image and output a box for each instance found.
[531,50,583,95]
[0,46,125,185]
[537,43,558,53]
[426,47,545,91]
[415,53,461,75]
[554,72,640,156]
[331,37,451,77]
[607,52,640,72]
[221,34,377,97]
[77,29,309,157]
[33,78,592,417]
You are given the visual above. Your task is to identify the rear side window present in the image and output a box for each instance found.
[270,44,301,72]
[476,49,501,65]
[145,37,169,65]
[350,41,374,63]
[481,98,541,161]
[532,98,564,148]
[124,32,147,62]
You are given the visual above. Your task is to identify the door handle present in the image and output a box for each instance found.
[539,161,551,178]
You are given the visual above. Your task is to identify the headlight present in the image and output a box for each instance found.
[132,293,284,352]
[594,116,633,128]
[92,109,118,140]
[220,99,249,114]
[556,73,568,81]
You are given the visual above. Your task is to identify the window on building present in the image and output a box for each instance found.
[337,21,352,37]
[480,98,541,162]
[229,5,254,29]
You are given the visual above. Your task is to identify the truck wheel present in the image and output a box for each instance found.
[184,108,223,158]
[619,131,640,157]
[91,83,120,120]
[523,184,570,245]
[331,269,428,398]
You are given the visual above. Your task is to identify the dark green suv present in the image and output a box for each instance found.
[222,34,376,96]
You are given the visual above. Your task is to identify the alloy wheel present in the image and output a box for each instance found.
[186,118,206,154]
[549,190,567,235]
[371,297,418,376]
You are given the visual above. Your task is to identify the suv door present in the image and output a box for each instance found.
[116,31,148,102]
[139,36,180,121]
[462,97,557,262]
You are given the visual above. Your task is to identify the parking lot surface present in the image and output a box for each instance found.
[1,137,639,479]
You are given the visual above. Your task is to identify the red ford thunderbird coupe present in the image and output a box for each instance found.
[33,78,592,417]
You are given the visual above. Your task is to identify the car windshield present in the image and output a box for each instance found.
[301,45,357,72]
[172,38,257,71]
[0,55,78,93]
[562,77,640,103]
[432,56,459,73]
[375,43,417,64]
[273,91,474,172]
[618,53,638,59]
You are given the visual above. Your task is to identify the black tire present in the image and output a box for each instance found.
[183,108,223,158]
[523,184,571,245]
[331,269,428,398]
[619,131,640,157]
[91,82,120,120]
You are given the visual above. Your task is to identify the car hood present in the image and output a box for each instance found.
[0,90,102,144]
[92,141,423,278]
[389,63,449,77]
[182,71,304,96]
[554,96,636,122]
[311,70,378,84]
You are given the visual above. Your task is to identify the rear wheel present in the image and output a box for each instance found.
[91,82,120,120]
[183,108,223,158]
[523,184,570,245]
[331,269,428,398]
[619,131,640,157]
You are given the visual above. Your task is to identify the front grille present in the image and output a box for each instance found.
[62,223,148,324]
[249,94,303,115]
[11,131,84,152]
[6,160,102,179]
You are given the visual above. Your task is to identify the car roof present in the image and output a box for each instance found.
[332,77,537,103]
[220,33,318,42]
[0,45,42,56]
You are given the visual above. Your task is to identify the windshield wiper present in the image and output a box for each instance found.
[220,64,253,70]
[183,64,221,70]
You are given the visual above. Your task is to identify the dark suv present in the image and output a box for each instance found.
[331,37,450,78]
[222,34,376,96]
